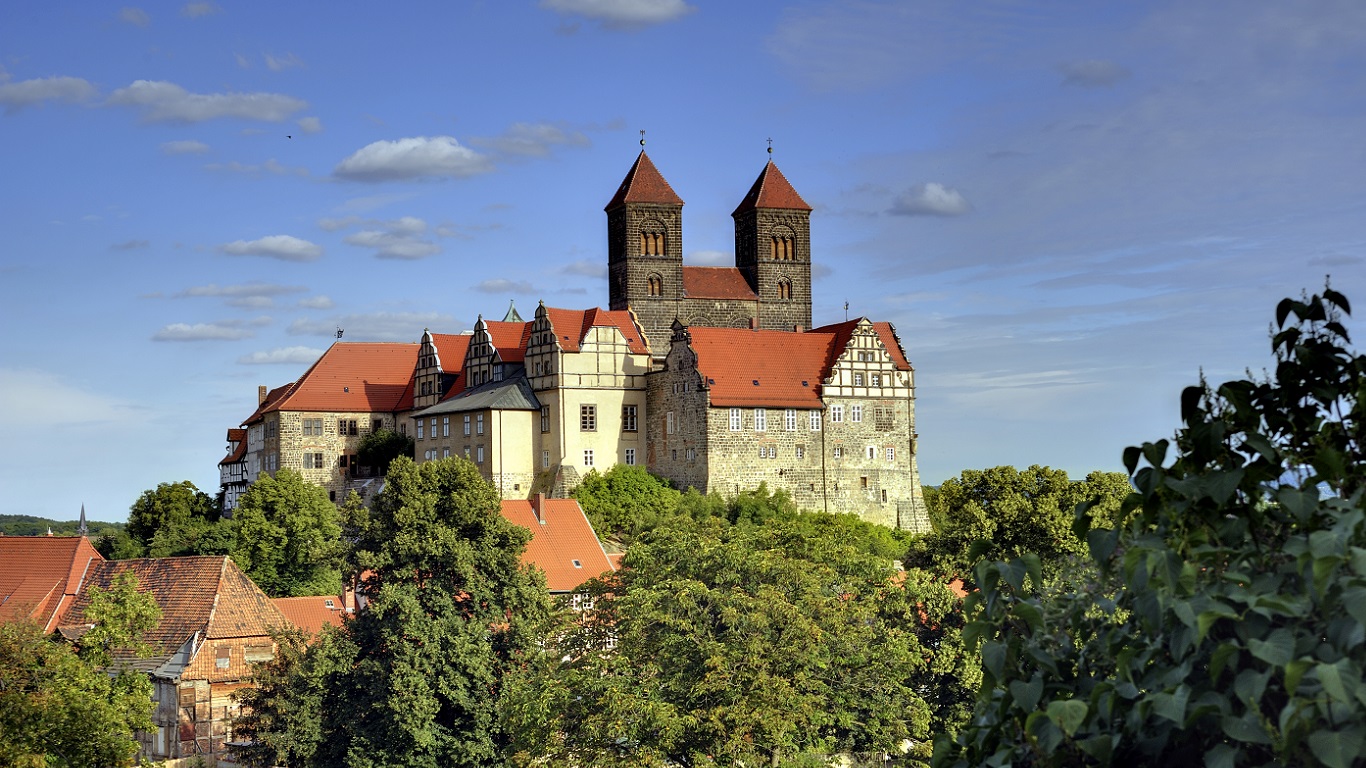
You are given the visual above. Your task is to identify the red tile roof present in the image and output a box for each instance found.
[256,342,419,416]
[688,327,835,408]
[483,320,532,364]
[499,498,615,593]
[810,318,912,372]
[0,535,104,632]
[242,383,296,425]
[57,556,291,656]
[219,429,247,466]
[543,306,651,355]
[732,160,812,215]
[272,595,346,636]
[682,267,758,301]
[430,333,472,373]
[604,151,684,210]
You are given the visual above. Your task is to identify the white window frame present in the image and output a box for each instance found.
[583,449,594,467]
[666,411,675,435]
[417,421,425,439]
[831,405,843,423]
[886,446,895,461]
[754,408,767,432]
[810,411,821,431]
[477,413,485,436]
[463,415,471,436]
[625,448,636,465]
[851,405,863,423]
[442,417,449,437]
[854,373,864,386]
[542,450,550,468]
[833,446,843,459]
[785,409,797,431]
[730,408,742,431]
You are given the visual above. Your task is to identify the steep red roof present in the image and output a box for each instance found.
[732,160,812,215]
[242,383,295,426]
[682,267,758,301]
[689,327,835,408]
[873,321,911,371]
[543,306,650,355]
[219,429,247,466]
[273,595,346,636]
[430,333,471,372]
[499,498,615,593]
[258,342,419,415]
[482,320,532,364]
[810,318,912,372]
[604,151,684,210]
[58,556,291,655]
[0,536,104,632]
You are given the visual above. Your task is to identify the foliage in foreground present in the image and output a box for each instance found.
[231,469,344,597]
[502,514,978,767]
[938,287,1366,767]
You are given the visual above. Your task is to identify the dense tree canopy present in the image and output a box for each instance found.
[231,469,344,598]
[571,464,681,542]
[357,427,415,476]
[122,480,225,558]
[938,287,1366,767]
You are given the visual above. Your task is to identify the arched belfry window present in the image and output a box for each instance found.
[647,273,664,297]
[769,226,796,260]
[777,278,793,300]
[640,220,667,256]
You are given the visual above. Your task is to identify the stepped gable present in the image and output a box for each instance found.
[258,342,419,414]
[0,535,104,632]
[732,160,812,215]
[682,266,758,300]
[499,497,615,593]
[811,318,912,372]
[543,306,650,355]
[688,327,836,408]
[604,150,684,211]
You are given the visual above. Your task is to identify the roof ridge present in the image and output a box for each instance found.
[604,150,684,210]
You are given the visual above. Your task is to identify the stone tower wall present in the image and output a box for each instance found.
[609,202,684,350]
[734,208,813,331]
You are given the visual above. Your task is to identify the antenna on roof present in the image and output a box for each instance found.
[844,301,849,321]
[639,129,646,148]
[336,327,344,339]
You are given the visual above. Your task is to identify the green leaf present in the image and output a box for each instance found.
[1309,727,1365,768]
[1342,586,1366,629]
[1205,743,1238,768]
[1013,601,1044,633]
[1318,662,1350,703]
[1150,686,1189,725]
[1010,676,1043,712]
[1046,699,1088,737]
[1248,628,1295,667]
[982,641,1005,684]
[1210,642,1239,682]
[1285,658,1312,696]
[1221,712,1272,744]
[1198,605,1237,642]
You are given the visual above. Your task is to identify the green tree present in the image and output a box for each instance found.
[125,480,222,557]
[571,464,680,543]
[504,515,975,767]
[938,287,1366,767]
[288,457,553,768]
[231,468,343,597]
[358,427,415,476]
[905,465,1130,580]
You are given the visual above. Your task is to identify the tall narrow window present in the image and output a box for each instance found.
[542,450,550,468]
[463,415,471,436]
[417,421,425,440]
[778,279,792,300]
[622,405,638,432]
[442,417,449,437]
[785,409,797,431]
[625,448,636,466]
[851,405,863,423]
[648,274,664,297]
[540,406,550,433]
[580,405,597,431]
[754,408,767,432]
[583,449,594,467]
[666,411,676,434]
[810,411,821,431]
[831,405,844,423]
[477,413,485,435]
[730,408,742,431]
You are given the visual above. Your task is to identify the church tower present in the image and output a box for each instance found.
[733,160,813,331]
[606,150,684,352]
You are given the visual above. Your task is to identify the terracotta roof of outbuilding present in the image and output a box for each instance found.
[58,556,291,655]
[604,151,684,210]
[688,327,835,408]
[732,160,812,215]
[253,342,419,416]
[219,429,247,466]
[0,535,104,632]
[499,498,615,593]
[272,595,346,637]
[682,267,758,301]
[543,306,651,355]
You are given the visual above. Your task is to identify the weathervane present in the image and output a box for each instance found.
[844,301,849,321]
[767,137,773,155]
[640,129,646,148]
[336,327,344,339]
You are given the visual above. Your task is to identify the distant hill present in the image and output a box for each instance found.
[0,514,125,538]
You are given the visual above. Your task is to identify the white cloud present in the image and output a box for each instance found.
[219,235,322,262]
[175,282,306,299]
[333,136,493,181]
[686,249,729,265]
[161,139,210,155]
[317,215,360,232]
[888,182,972,217]
[288,312,456,341]
[181,2,220,17]
[204,158,309,176]
[0,368,141,427]
[264,53,304,72]
[107,80,307,123]
[470,122,590,157]
[228,296,275,309]
[476,278,536,294]
[111,239,149,250]
[120,7,150,27]
[1057,59,1130,87]
[238,346,324,365]
[297,116,323,134]
[344,229,440,260]
[235,52,251,69]
[0,76,97,113]
[297,295,334,309]
[152,322,254,341]
[540,0,695,30]
[561,259,608,278]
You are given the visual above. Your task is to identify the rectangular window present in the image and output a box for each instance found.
[796,446,805,459]
[429,418,437,438]
[886,447,895,461]
[758,447,767,458]
[851,405,863,423]
[671,449,677,461]
[831,405,843,423]
[311,452,323,469]
[442,417,449,437]
[542,450,550,468]
[463,415,471,436]
[442,447,450,459]
[754,408,767,432]
[583,449,594,467]
[625,448,636,465]
[580,404,597,431]
[475,445,484,464]
[833,446,843,459]
[810,411,821,431]
[666,411,675,435]
[785,409,797,431]
[854,373,864,386]
[622,405,638,432]
[730,408,742,431]
[867,446,877,460]
[541,406,550,433]
[347,420,359,436]
[476,413,485,435]
[417,421,425,439]
[216,646,230,669]
[871,374,881,387]
[339,455,348,468]
[686,448,695,461]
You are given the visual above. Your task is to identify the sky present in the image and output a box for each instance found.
[2,1,1364,523]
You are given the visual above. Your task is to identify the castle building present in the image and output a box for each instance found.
[220,150,930,531]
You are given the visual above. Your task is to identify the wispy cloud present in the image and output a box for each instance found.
[107,80,307,123]
[152,321,256,341]
[204,158,309,176]
[119,7,150,27]
[297,295,334,309]
[161,139,210,155]
[238,346,324,365]
[296,116,323,134]
[333,136,493,181]
[475,279,535,294]
[325,216,442,260]
[540,0,695,30]
[264,53,304,72]
[174,282,307,299]
[219,235,322,262]
[111,239,149,251]
[561,259,608,278]
[470,122,590,157]
[181,2,220,17]
[288,311,457,341]
[1057,59,1130,87]
[888,182,972,217]
[0,76,97,113]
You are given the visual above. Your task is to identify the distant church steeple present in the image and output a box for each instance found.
[502,300,524,323]
[78,504,88,537]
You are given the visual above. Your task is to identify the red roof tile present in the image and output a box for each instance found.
[688,327,835,408]
[810,318,912,372]
[732,160,812,215]
[242,383,296,425]
[682,267,758,301]
[259,342,419,415]
[430,333,471,373]
[873,322,911,371]
[482,320,532,364]
[543,306,651,355]
[499,498,615,593]
[0,536,104,632]
[219,429,247,466]
[604,151,684,210]
[272,595,346,636]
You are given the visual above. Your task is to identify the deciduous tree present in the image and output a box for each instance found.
[231,469,343,598]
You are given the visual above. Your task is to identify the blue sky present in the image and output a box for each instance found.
[2,1,1363,522]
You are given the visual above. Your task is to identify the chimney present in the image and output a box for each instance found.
[258,385,268,405]
[750,317,759,330]
[343,579,357,613]
[532,493,546,524]
[793,324,804,333]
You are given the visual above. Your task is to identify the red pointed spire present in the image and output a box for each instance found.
[732,160,812,215]
[605,151,684,211]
